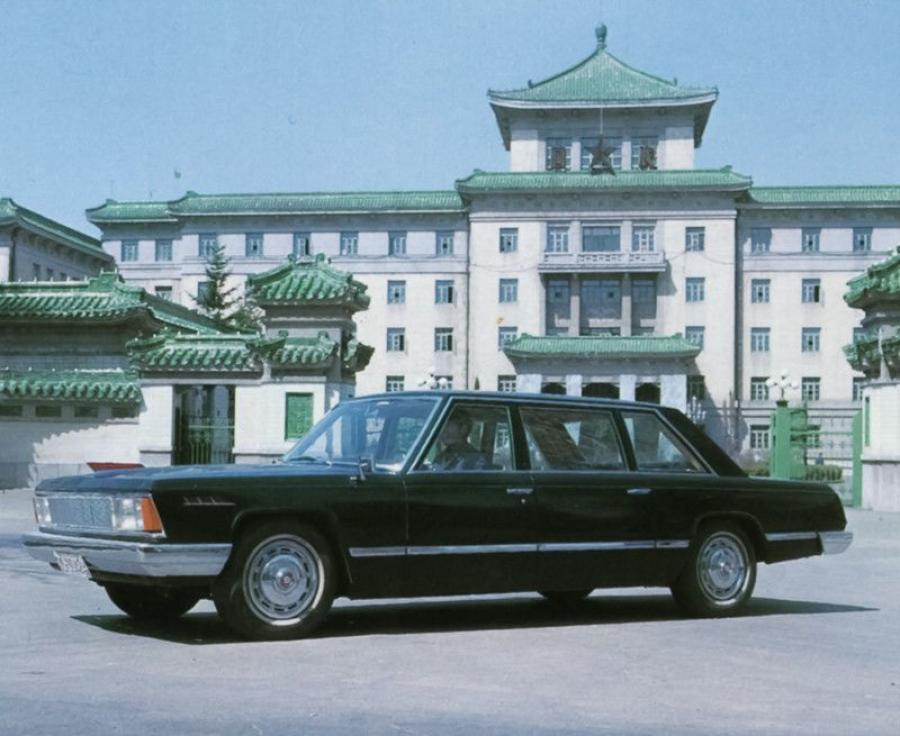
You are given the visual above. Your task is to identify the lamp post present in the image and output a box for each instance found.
[766,369,799,405]
[766,369,800,479]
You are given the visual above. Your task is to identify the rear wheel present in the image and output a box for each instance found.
[539,589,592,606]
[213,521,336,640]
[105,583,201,620]
[671,522,756,617]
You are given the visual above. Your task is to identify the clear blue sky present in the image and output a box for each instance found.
[2,0,899,234]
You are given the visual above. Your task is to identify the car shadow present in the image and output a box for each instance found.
[72,593,877,646]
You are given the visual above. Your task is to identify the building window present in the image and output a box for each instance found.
[436,231,454,256]
[197,281,211,306]
[801,228,820,253]
[546,225,569,253]
[685,227,705,252]
[750,327,770,352]
[388,231,406,256]
[32,263,41,280]
[434,328,453,352]
[580,136,622,171]
[583,225,620,252]
[751,228,771,254]
[245,233,264,257]
[199,233,218,258]
[121,240,138,262]
[387,280,406,304]
[801,377,821,402]
[59,272,67,281]
[632,225,656,252]
[340,232,358,256]
[802,327,821,352]
[111,405,136,419]
[46,268,54,280]
[853,228,872,253]
[545,138,571,171]
[631,136,658,170]
[386,328,406,352]
[385,376,405,392]
[632,278,656,305]
[687,375,706,401]
[750,377,770,401]
[750,425,770,450]
[801,278,821,303]
[155,239,173,262]
[685,326,705,349]
[434,376,453,390]
[293,232,311,257]
[0,404,24,417]
[853,377,865,402]
[853,327,867,344]
[74,405,99,419]
[499,278,518,303]
[499,228,518,253]
[154,286,173,301]
[284,393,313,440]
[750,279,770,303]
[498,326,518,350]
[36,405,62,418]
[498,375,517,393]
[435,280,454,304]
[685,277,705,302]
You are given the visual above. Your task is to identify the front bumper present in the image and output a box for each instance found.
[818,531,853,555]
[22,531,232,578]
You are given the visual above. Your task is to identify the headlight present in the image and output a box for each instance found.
[112,496,163,533]
[33,496,51,526]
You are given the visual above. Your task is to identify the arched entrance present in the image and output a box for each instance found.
[583,382,619,399]
[636,382,660,403]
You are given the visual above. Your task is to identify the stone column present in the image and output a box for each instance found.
[138,384,174,467]
[621,273,632,336]
[570,274,581,336]
[565,374,583,397]
[517,373,542,394]
[0,244,11,282]
[661,374,687,412]
[619,374,637,401]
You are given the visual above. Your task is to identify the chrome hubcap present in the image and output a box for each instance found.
[244,537,321,624]
[698,533,748,602]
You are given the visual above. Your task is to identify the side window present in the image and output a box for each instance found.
[521,406,625,471]
[621,411,705,473]
[419,405,513,472]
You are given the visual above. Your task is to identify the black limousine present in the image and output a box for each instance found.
[24,392,852,640]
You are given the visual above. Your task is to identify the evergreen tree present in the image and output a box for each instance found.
[194,242,263,331]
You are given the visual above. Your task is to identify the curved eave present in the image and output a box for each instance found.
[169,208,465,218]
[505,348,700,360]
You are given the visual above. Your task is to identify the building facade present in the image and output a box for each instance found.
[84,26,895,455]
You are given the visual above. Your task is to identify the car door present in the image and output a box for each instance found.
[518,403,662,590]
[403,400,542,595]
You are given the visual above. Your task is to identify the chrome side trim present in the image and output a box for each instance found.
[348,546,407,558]
[765,532,818,543]
[818,531,853,555]
[538,541,656,552]
[22,531,232,578]
[655,539,691,550]
[407,543,538,556]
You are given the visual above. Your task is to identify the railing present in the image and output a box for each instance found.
[539,250,666,271]
[174,423,235,465]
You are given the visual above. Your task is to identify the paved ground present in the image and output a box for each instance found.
[0,487,897,736]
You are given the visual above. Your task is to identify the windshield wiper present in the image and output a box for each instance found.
[286,455,333,466]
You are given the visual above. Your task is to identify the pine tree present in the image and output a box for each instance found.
[194,242,262,331]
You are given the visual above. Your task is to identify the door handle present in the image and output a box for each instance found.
[506,487,534,496]
[626,487,653,496]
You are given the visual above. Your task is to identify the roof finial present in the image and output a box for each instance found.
[595,23,608,49]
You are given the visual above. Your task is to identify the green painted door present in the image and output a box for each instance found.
[285,393,314,440]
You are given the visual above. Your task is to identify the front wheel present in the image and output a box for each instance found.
[105,583,201,620]
[213,521,336,640]
[671,523,756,617]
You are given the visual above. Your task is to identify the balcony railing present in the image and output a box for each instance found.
[539,250,667,272]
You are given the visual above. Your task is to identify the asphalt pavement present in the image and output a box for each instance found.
[1,487,897,736]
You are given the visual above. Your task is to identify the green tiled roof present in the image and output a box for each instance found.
[87,190,464,223]
[0,198,110,260]
[744,186,900,207]
[128,331,340,372]
[845,247,900,307]
[504,333,701,360]
[0,368,141,404]
[843,338,881,374]
[456,168,751,196]
[246,254,370,311]
[489,27,715,106]
[0,272,221,334]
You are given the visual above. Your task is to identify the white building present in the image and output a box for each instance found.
[85,25,895,455]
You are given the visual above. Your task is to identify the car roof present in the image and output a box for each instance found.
[347,389,667,412]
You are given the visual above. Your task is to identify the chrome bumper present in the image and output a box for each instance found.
[22,531,232,578]
[818,531,853,555]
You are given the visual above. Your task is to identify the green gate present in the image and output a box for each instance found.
[174,422,235,465]
[769,403,862,506]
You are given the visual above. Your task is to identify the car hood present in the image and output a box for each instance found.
[36,462,358,494]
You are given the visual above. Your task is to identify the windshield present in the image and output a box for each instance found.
[284,396,441,470]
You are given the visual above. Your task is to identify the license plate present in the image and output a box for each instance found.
[53,552,90,576]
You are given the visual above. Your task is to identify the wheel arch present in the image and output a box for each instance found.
[691,512,768,563]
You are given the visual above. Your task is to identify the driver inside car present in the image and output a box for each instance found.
[431,411,490,471]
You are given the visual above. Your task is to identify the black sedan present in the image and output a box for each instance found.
[23,392,852,640]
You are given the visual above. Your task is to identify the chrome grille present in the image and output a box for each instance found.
[46,495,113,530]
